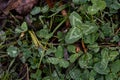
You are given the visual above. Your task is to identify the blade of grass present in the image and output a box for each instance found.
[29,30,46,50]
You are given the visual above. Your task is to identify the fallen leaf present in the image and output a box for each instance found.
[15,0,38,15]
[45,0,55,8]
[0,0,8,11]
[3,0,22,15]
[3,0,38,15]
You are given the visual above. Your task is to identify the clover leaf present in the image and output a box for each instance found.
[7,45,19,57]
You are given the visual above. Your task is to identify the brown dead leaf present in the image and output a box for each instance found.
[3,0,38,15]
[0,0,8,10]
[3,0,21,15]
[15,0,38,15]
[0,0,8,15]
[45,0,55,8]
[75,44,81,53]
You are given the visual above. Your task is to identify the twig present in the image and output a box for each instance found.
[81,40,87,53]
[26,64,29,80]
[115,27,120,35]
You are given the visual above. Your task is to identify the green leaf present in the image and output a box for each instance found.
[57,31,64,41]
[20,49,32,63]
[55,45,63,58]
[59,59,69,68]
[67,45,76,53]
[22,49,32,58]
[87,6,98,15]
[91,0,97,4]
[96,77,104,80]
[101,23,112,37]
[7,46,19,57]
[0,30,6,41]
[111,35,120,42]
[89,70,96,80]
[51,4,66,13]
[65,11,83,44]
[30,69,42,80]
[88,43,100,53]
[69,68,81,80]
[79,0,88,3]
[21,22,28,32]
[52,70,62,80]
[36,28,52,39]
[69,11,82,27]
[81,69,90,80]
[42,76,52,80]
[118,77,120,80]
[15,22,28,33]
[108,51,119,61]
[80,22,98,36]
[69,53,80,63]
[66,12,98,44]
[20,56,26,63]
[45,47,56,55]
[110,60,120,73]
[72,0,87,4]
[97,0,106,10]
[65,27,82,44]
[47,57,59,65]
[15,28,23,33]
[83,33,99,44]
[31,7,40,15]
[79,53,92,68]
[92,0,106,10]
[72,0,80,4]
[41,5,49,13]
[105,73,117,80]
[101,48,109,69]
[88,0,106,15]
[94,62,109,74]
[110,1,120,10]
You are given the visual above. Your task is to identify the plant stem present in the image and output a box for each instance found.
[52,17,67,34]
